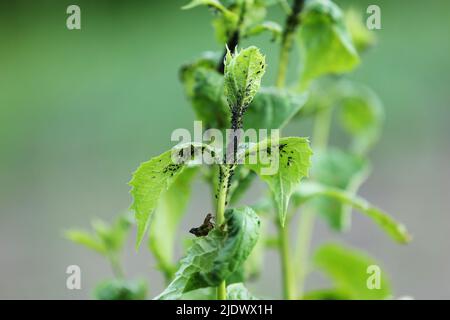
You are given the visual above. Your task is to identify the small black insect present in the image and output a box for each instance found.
[189,213,214,237]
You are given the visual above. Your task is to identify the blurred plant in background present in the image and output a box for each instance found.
[66,0,411,300]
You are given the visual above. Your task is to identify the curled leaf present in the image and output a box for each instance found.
[155,206,260,300]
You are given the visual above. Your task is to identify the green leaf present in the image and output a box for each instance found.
[244,87,308,130]
[212,0,268,43]
[295,77,340,118]
[244,21,282,40]
[295,78,384,155]
[240,1,268,33]
[180,287,215,300]
[227,283,258,300]
[345,8,376,53]
[155,206,260,300]
[224,46,266,109]
[294,181,412,243]
[179,52,220,98]
[183,0,239,44]
[65,214,132,255]
[244,137,313,226]
[149,167,198,279]
[244,214,267,280]
[130,143,216,248]
[181,65,230,129]
[303,149,370,230]
[179,54,230,129]
[93,279,147,300]
[182,0,235,18]
[92,214,132,253]
[64,230,107,255]
[302,288,351,300]
[298,0,360,87]
[314,243,392,299]
[337,81,384,155]
[186,206,260,289]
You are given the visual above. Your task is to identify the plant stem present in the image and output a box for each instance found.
[294,207,314,298]
[215,165,229,300]
[275,0,305,87]
[277,221,296,300]
[295,107,332,298]
[108,253,125,279]
[217,2,247,73]
[218,31,240,73]
[313,107,332,150]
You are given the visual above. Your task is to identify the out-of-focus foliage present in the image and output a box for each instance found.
[313,243,392,299]
[93,279,147,300]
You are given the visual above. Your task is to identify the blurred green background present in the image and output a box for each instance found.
[1,0,449,299]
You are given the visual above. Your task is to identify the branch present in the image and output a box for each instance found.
[275,0,305,87]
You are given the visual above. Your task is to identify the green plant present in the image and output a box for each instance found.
[66,0,411,300]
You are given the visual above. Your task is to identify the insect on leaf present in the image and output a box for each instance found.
[130,143,217,248]
[244,137,313,226]
[155,206,260,300]
[224,46,266,109]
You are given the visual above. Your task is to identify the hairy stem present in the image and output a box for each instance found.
[278,221,296,300]
[276,0,305,87]
[215,165,230,300]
